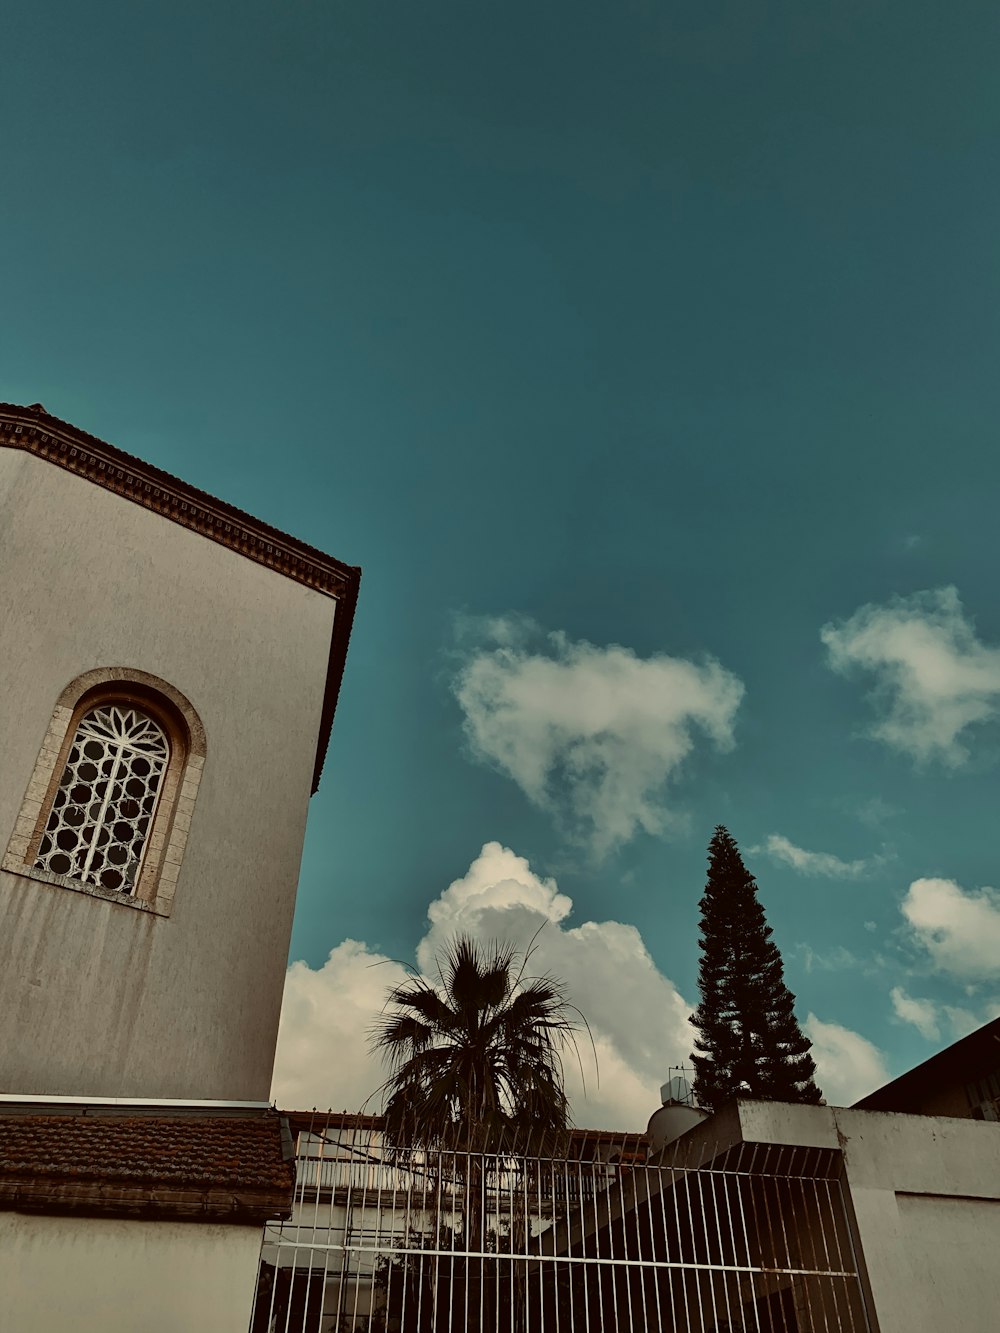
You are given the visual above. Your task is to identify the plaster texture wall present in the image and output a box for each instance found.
[729,1100,1000,1333]
[0,449,338,1100]
[0,1211,262,1332]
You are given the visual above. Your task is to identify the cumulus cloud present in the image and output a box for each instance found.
[452,618,744,856]
[821,586,1000,765]
[273,842,696,1130]
[889,986,941,1041]
[753,834,882,879]
[900,877,1000,980]
[803,1014,890,1106]
[271,941,410,1112]
[885,880,1000,1045]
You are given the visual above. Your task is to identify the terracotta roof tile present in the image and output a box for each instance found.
[0,1110,294,1223]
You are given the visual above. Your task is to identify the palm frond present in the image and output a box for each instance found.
[372,932,589,1152]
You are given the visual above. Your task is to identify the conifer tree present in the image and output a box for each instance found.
[691,825,822,1113]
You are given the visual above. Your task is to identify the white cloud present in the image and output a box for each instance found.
[886,881,1000,1044]
[754,833,882,879]
[941,1000,1000,1037]
[901,877,1000,980]
[803,1014,890,1106]
[889,986,941,1041]
[821,587,1000,765]
[271,941,410,1112]
[421,841,572,950]
[797,944,863,974]
[888,985,1000,1044]
[273,842,696,1131]
[452,618,744,856]
[274,840,898,1126]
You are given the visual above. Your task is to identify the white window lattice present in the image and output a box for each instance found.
[34,704,169,894]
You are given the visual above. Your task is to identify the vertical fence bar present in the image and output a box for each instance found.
[799,1174,834,1333]
[653,1164,680,1333]
[253,1123,877,1333]
[822,1174,857,1333]
[639,1159,664,1333]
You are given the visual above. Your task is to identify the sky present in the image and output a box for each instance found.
[4,0,1000,1128]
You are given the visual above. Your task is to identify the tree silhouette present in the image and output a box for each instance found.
[372,934,578,1155]
[691,826,822,1113]
[372,933,579,1294]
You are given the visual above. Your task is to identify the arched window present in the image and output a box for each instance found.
[35,703,170,894]
[3,669,206,916]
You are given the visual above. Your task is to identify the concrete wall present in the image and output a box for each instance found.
[0,449,337,1100]
[834,1107,1000,1333]
[0,1211,262,1333]
[730,1100,1000,1333]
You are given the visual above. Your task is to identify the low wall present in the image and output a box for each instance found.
[0,1211,263,1332]
[731,1100,1000,1333]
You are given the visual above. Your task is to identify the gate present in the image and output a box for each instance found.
[251,1116,871,1333]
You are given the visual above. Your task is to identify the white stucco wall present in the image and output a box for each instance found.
[729,1100,1000,1333]
[0,1211,262,1333]
[893,1193,1000,1328]
[0,448,339,1101]
[832,1108,1000,1333]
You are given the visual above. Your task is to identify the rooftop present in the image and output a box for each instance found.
[0,1107,295,1223]
[853,1015,1000,1114]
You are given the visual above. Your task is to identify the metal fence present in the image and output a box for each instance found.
[251,1117,871,1333]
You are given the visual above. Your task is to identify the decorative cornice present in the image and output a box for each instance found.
[0,404,361,793]
[0,404,358,600]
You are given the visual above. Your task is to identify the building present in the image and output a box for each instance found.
[259,1025,1000,1333]
[541,1027,1000,1333]
[853,1014,1000,1120]
[0,403,359,1331]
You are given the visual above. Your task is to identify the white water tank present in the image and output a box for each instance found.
[646,1073,709,1152]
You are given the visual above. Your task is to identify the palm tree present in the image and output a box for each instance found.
[372,935,583,1329]
[371,934,580,1156]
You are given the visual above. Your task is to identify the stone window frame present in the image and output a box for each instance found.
[2,668,206,917]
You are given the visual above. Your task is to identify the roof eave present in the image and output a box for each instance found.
[0,403,361,792]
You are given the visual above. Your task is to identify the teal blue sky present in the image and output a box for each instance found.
[5,0,1000,1119]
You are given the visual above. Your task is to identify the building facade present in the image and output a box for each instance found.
[0,403,360,1331]
[0,403,359,1102]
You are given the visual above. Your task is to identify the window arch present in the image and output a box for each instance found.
[3,669,206,916]
[35,703,170,893]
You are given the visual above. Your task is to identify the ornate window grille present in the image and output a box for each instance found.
[34,704,169,894]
